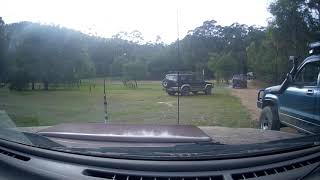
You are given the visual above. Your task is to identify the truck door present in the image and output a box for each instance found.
[279,61,320,134]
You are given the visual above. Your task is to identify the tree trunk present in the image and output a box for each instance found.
[31,82,35,90]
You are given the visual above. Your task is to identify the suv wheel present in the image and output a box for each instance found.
[259,106,280,131]
[205,86,212,95]
[181,87,190,96]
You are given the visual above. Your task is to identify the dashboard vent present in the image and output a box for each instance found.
[83,169,224,180]
[0,148,30,161]
[232,156,320,180]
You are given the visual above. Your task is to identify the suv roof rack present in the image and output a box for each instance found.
[309,41,320,55]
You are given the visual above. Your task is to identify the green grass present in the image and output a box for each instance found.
[0,81,253,128]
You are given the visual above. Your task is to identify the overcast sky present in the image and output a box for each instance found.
[1,0,272,43]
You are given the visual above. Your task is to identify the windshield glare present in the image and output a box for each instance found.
[0,0,319,157]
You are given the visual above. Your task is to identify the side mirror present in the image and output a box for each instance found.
[289,56,295,62]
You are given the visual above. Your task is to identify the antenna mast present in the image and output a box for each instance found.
[177,9,180,125]
[104,78,108,124]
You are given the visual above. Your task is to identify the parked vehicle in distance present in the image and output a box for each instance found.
[257,42,320,134]
[232,74,247,88]
[162,72,213,96]
[247,72,254,80]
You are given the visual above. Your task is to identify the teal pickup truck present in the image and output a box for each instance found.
[257,42,320,134]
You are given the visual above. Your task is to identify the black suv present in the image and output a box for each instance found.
[232,74,247,88]
[162,72,213,96]
[257,42,320,134]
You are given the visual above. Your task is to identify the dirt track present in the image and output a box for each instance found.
[230,85,261,122]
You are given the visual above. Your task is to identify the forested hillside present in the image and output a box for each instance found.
[0,0,319,90]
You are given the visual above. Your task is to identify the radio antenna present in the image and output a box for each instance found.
[177,71,180,124]
[103,78,108,124]
[177,9,180,125]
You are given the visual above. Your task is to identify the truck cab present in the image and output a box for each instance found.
[257,42,320,134]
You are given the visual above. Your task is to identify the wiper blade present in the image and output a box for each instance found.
[50,140,320,161]
[23,132,65,148]
[0,128,64,148]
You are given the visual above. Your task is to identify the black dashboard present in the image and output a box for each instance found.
[0,138,320,180]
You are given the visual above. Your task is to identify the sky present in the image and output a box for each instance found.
[1,0,272,43]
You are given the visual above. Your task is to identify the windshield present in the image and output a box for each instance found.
[166,75,177,81]
[0,0,319,158]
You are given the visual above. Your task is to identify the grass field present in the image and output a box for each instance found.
[0,80,254,128]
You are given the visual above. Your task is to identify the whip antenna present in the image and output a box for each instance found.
[177,71,180,124]
[177,9,180,125]
[103,78,108,124]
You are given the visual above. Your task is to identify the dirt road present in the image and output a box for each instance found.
[230,85,261,122]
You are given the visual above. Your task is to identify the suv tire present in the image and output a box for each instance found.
[205,86,212,95]
[259,106,280,131]
[181,86,190,96]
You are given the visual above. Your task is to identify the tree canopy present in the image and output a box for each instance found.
[0,0,319,90]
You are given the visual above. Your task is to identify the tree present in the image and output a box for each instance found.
[208,52,237,83]
[269,0,313,57]
[6,22,95,90]
[3,0,320,90]
[0,17,7,84]
[122,60,147,88]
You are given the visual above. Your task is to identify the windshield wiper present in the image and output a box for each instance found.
[47,138,320,161]
[0,128,64,148]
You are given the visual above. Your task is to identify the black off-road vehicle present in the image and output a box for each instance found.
[232,74,247,88]
[162,72,213,96]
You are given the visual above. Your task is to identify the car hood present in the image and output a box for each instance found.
[5,123,310,160]
[16,123,300,149]
[37,123,212,143]
[265,85,282,94]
